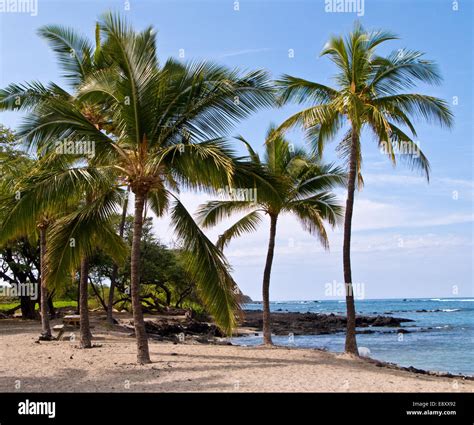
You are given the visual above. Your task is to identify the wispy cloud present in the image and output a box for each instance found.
[363,173,474,190]
[219,48,272,58]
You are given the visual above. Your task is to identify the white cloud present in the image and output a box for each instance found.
[362,173,474,192]
[351,199,474,231]
[219,48,272,58]
[143,185,472,267]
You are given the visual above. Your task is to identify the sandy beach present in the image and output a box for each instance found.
[1,318,472,393]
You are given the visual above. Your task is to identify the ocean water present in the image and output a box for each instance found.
[232,298,474,376]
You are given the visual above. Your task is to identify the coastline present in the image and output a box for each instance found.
[1,318,472,392]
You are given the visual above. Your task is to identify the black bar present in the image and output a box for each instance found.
[0,393,473,424]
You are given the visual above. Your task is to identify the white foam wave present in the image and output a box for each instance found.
[430,298,474,302]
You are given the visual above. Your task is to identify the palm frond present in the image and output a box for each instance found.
[276,75,337,106]
[216,210,262,251]
[38,25,93,86]
[170,197,240,334]
[196,200,256,228]
[373,93,453,128]
[46,188,127,287]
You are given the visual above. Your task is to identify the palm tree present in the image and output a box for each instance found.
[276,23,453,354]
[0,134,52,340]
[0,22,118,343]
[0,126,40,320]
[197,126,345,345]
[0,153,127,345]
[0,160,61,339]
[5,12,275,363]
[37,22,126,335]
[44,166,128,348]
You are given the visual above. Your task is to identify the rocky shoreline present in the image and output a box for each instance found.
[124,310,416,341]
[238,310,414,336]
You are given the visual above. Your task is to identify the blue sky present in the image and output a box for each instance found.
[0,0,472,300]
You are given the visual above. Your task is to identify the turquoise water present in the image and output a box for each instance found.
[232,298,474,376]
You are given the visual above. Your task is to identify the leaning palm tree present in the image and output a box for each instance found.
[0,21,124,337]
[0,160,65,339]
[44,167,128,348]
[0,152,127,345]
[276,23,453,354]
[5,12,275,363]
[197,126,345,345]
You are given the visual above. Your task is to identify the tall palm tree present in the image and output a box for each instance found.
[5,12,275,363]
[197,126,345,345]
[276,23,453,354]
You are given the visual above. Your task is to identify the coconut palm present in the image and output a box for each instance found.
[197,126,345,345]
[276,23,453,354]
[37,22,127,331]
[0,127,40,319]
[0,153,127,345]
[43,163,128,348]
[5,12,275,363]
[0,160,61,339]
[0,22,120,341]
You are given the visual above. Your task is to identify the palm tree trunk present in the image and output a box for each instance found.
[79,257,92,348]
[262,214,278,345]
[343,130,359,355]
[107,187,129,325]
[131,190,151,364]
[38,225,52,339]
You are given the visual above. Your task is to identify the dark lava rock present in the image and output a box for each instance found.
[144,319,224,338]
[241,310,414,336]
[405,365,428,374]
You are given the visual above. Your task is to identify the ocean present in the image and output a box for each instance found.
[232,298,474,376]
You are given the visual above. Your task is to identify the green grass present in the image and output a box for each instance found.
[0,302,20,311]
[0,300,77,311]
[53,300,78,309]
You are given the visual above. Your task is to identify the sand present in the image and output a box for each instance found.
[0,318,472,393]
